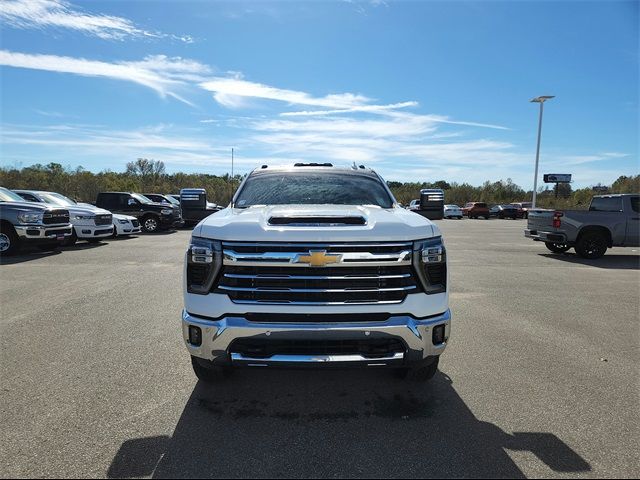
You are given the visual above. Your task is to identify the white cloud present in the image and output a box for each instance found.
[200,77,372,109]
[1,123,229,167]
[2,45,622,187]
[254,115,437,138]
[0,0,193,42]
[280,101,418,117]
[0,50,211,105]
[552,152,629,166]
[122,55,211,82]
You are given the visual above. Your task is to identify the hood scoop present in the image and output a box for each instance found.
[268,215,367,227]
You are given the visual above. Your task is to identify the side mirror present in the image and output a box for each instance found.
[127,198,137,206]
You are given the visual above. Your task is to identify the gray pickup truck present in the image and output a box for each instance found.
[0,187,73,256]
[525,194,640,259]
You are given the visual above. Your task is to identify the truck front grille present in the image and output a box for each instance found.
[42,210,70,225]
[216,241,418,305]
[94,214,112,226]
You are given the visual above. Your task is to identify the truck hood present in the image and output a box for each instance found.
[111,213,137,221]
[0,201,59,212]
[66,205,111,216]
[196,204,438,242]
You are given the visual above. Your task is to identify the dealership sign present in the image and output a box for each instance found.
[543,174,572,183]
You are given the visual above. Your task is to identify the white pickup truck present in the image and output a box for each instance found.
[182,164,451,383]
[525,194,640,258]
[13,190,113,245]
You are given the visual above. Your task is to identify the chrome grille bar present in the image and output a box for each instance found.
[218,285,417,293]
[222,242,412,248]
[223,250,412,267]
[229,299,406,305]
[224,273,411,280]
[217,241,419,306]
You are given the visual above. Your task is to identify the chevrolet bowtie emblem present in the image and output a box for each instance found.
[295,250,342,267]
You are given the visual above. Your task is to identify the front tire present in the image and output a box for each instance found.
[394,357,439,382]
[575,232,608,259]
[141,215,160,233]
[545,242,571,253]
[63,230,77,247]
[191,356,231,383]
[0,225,20,256]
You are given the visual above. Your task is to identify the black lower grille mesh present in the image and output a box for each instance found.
[230,338,406,358]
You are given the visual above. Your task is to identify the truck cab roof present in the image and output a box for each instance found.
[251,163,379,177]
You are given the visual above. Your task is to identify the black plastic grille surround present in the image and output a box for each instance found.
[94,214,112,226]
[244,312,392,323]
[42,209,69,225]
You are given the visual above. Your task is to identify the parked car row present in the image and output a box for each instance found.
[459,202,532,220]
[406,200,531,220]
[12,189,138,245]
[0,186,223,256]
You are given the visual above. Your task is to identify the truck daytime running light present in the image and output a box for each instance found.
[413,237,447,294]
[186,237,222,294]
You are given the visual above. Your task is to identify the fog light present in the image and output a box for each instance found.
[432,325,445,345]
[189,326,202,346]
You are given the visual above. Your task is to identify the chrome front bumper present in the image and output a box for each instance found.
[14,224,73,240]
[182,309,451,367]
[74,224,114,238]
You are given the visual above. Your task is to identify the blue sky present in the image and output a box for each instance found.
[0,0,637,188]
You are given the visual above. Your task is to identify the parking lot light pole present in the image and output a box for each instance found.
[530,95,554,209]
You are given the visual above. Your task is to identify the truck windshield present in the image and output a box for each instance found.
[0,187,26,202]
[235,172,394,208]
[131,193,152,204]
[39,192,75,206]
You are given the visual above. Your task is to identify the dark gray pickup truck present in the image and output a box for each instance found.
[525,194,640,259]
[0,187,73,256]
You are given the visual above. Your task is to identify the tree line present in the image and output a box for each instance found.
[1,159,638,209]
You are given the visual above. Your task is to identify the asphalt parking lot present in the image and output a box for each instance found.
[1,219,638,479]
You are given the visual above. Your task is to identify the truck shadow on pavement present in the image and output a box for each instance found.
[539,253,640,270]
[107,371,590,479]
[1,241,109,264]
[0,248,65,265]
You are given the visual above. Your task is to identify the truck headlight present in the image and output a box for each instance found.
[117,219,129,224]
[161,209,173,215]
[74,215,95,220]
[413,237,447,294]
[17,212,43,224]
[186,237,222,294]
